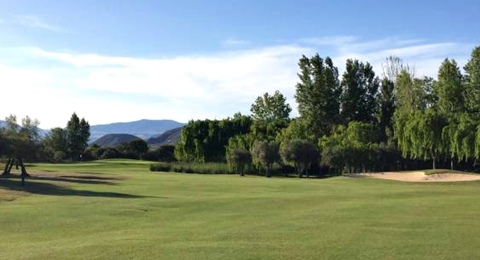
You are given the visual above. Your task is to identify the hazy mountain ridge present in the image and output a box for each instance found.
[89,119,184,141]
[2,119,184,145]
[147,127,182,146]
[91,134,141,147]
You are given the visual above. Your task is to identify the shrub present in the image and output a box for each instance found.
[150,162,234,174]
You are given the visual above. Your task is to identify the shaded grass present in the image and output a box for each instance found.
[150,161,234,174]
[424,169,477,175]
[1,160,480,259]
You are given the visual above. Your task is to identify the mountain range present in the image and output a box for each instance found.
[89,119,183,141]
[1,119,184,146]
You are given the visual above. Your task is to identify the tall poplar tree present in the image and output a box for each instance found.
[435,58,464,114]
[295,54,341,141]
[376,78,395,142]
[340,59,379,124]
[465,47,480,112]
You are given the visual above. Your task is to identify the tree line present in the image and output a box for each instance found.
[174,46,480,175]
[0,113,90,167]
[0,112,177,166]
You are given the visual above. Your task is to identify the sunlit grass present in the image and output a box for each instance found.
[1,159,480,259]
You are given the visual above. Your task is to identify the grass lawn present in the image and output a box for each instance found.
[1,159,480,259]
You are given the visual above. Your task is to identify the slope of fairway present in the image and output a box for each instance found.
[1,160,480,259]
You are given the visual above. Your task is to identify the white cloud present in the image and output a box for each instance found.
[0,37,475,129]
[0,45,311,128]
[222,38,251,48]
[15,15,66,32]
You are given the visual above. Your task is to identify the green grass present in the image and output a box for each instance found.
[2,159,480,259]
[424,168,474,175]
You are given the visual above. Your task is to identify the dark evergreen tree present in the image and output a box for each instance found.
[376,78,395,141]
[66,113,90,161]
[340,59,379,124]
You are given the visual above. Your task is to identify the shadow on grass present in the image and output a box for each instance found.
[0,177,148,199]
[30,176,117,185]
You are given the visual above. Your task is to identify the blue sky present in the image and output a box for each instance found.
[1,0,479,128]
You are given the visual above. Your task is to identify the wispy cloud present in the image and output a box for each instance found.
[0,45,310,128]
[222,38,251,48]
[15,15,66,32]
[300,36,356,46]
[0,36,475,128]
[303,36,473,77]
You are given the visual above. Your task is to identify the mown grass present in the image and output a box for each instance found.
[424,168,474,175]
[1,159,480,259]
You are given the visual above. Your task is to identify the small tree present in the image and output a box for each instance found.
[280,139,319,177]
[251,140,280,177]
[227,148,251,176]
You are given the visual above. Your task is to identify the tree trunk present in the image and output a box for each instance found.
[2,158,12,175]
[450,158,454,170]
[6,158,14,175]
[432,155,436,170]
[297,164,302,178]
[18,158,30,177]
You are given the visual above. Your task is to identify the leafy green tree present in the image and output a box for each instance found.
[250,90,291,122]
[41,127,67,160]
[0,131,9,157]
[275,118,312,144]
[452,114,476,163]
[376,78,395,141]
[319,121,389,173]
[398,110,446,169]
[394,71,433,157]
[4,115,41,160]
[280,139,319,177]
[2,115,41,175]
[435,58,464,114]
[340,59,379,124]
[295,54,341,140]
[175,114,252,162]
[226,148,251,176]
[465,46,480,112]
[117,139,149,159]
[156,145,176,162]
[66,113,90,160]
[395,70,426,113]
[251,140,280,177]
[250,90,291,142]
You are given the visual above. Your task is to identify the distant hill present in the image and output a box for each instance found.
[90,119,184,141]
[91,134,141,147]
[147,127,182,146]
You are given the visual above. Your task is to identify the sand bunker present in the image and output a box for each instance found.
[348,171,480,182]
